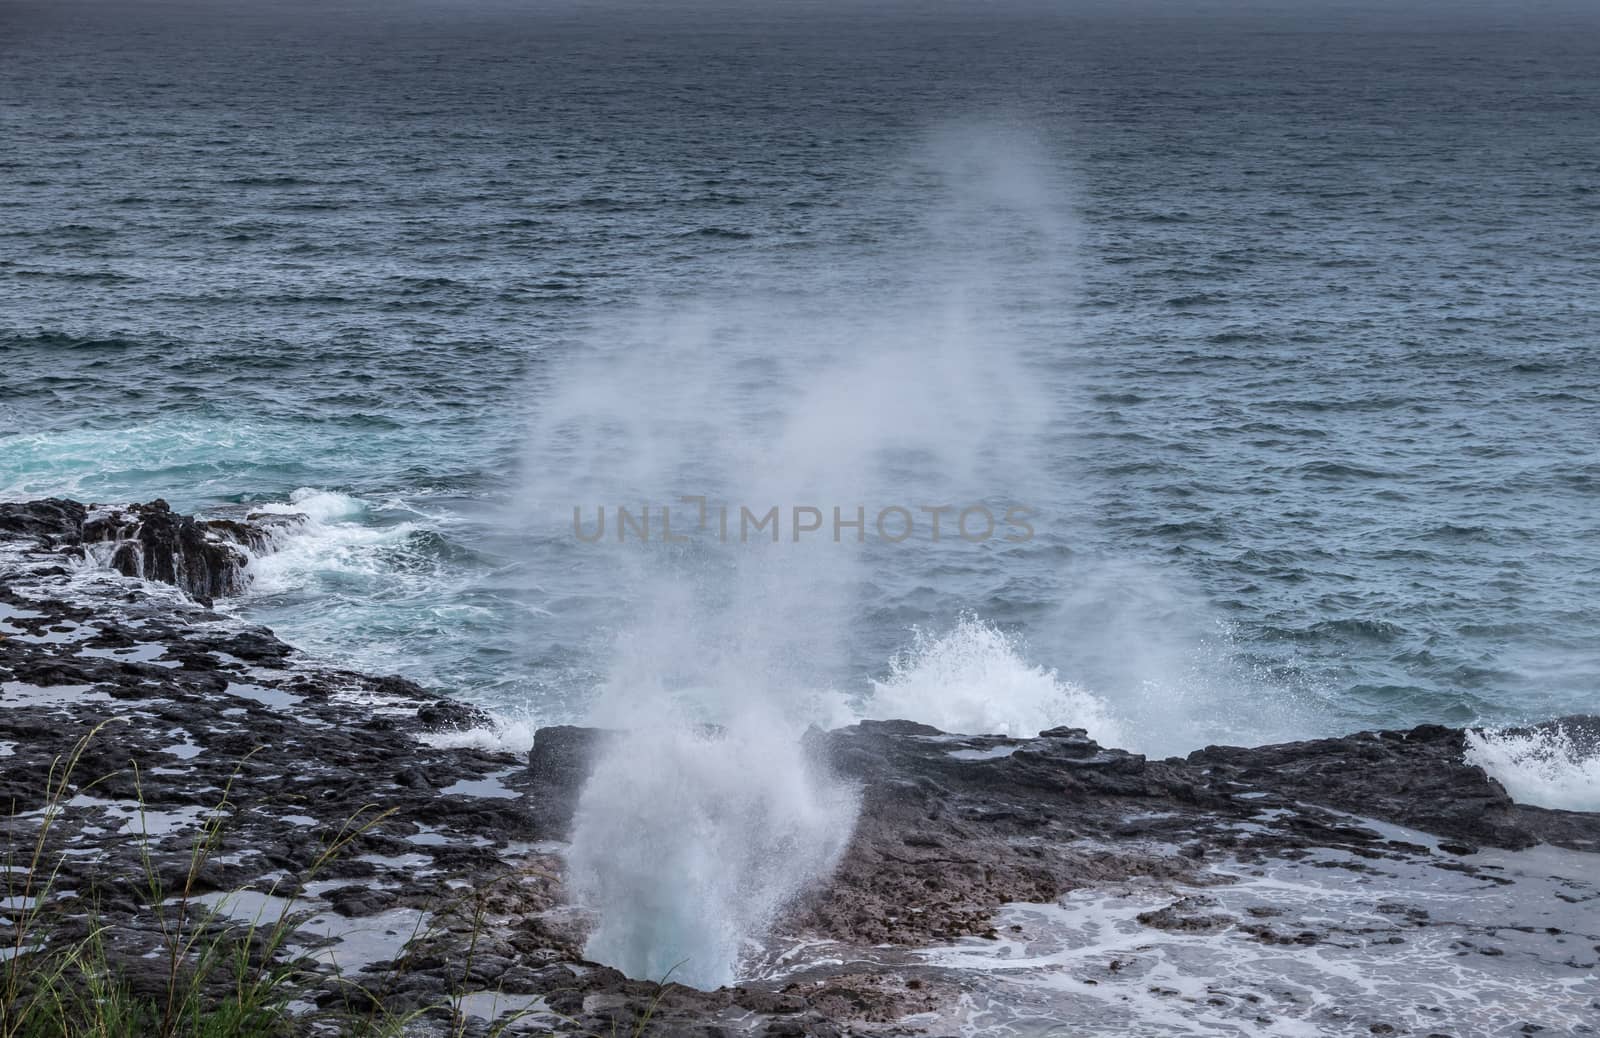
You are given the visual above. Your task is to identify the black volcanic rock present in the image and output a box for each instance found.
[82,499,254,600]
[526,724,615,839]
[521,717,1600,948]
[417,698,494,732]
[1184,724,1541,848]
[508,716,1600,953]
[791,718,1600,944]
[0,497,302,602]
[0,497,86,543]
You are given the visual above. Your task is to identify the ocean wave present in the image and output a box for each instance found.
[1294,459,1398,480]
[863,615,1126,747]
[253,487,367,524]
[2,332,150,352]
[0,418,292,504]
[679,227,754,240]
[238,490,486,589]
[221,174,317,187]
[12,269,139,283]
[1310,617,1408,643]
[1163,292,1226,307]
[243,488,428,594]
[1465,721,1600,812]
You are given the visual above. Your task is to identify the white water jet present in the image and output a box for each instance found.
[566,708,857,987]
[525,121,1088,988]
[559,567,862,988]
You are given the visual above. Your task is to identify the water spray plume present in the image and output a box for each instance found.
[527,122,1119,987]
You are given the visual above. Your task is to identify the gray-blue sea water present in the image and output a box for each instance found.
[3,0,1597,753]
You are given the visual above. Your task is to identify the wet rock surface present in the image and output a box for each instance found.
[1,497,299,602]
[0,497,87,542]
[528,715,1600,948]
[4,499,1598,1036]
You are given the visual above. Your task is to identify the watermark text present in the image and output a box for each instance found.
[570,498,1036,545]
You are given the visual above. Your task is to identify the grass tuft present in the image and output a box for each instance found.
[1,726,680,1037]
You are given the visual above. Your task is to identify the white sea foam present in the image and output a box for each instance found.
[254,487,369,525]
[1465,724,1600,812]
[245,488,417,595]
[420,715,537,755]
[863,615,1127,747]
[904,835,1600,1036]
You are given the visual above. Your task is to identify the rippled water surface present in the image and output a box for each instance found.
[3,0,1598,752]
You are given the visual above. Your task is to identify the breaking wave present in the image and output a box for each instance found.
[864,615,1127,748]
[1465,722,1600,812]
[245,488,420,594]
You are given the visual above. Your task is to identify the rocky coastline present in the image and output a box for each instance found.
[2,499,1596,1036]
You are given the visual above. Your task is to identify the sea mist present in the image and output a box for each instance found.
[521,122,1081,988]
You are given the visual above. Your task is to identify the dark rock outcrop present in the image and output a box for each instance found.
[526,716,1600,949]
[417,697,495,733]
[0,497,86,542]
[526,725,614,838]
[0,497,299,602]
[83,500,257,600]
[1184,725,1535,847]
[801,719,1600,944]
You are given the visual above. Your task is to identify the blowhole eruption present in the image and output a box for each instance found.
[5,0,1600,1033]
[539,125,1105,983]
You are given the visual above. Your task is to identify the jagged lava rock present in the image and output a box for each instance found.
[0,497,312,603]
[82,500,254,600]
[524,715,1600,948]
[0,497,87,542]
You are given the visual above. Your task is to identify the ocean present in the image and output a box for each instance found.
[3,0,1598,759]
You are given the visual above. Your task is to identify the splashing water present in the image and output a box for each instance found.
[244,489,423,595]
[547,123,1097,987]
[566,709,858,988]
[865,615,1126,747]
[1465,723,1600,812]
[560,575,864,987]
